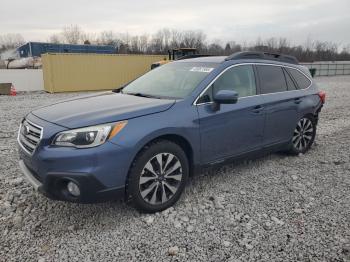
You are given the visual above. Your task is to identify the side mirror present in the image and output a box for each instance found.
[112,85,125,93]
[212,90,238,111]
[112,82,131,93]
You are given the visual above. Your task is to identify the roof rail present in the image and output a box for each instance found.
[225,51,299,64]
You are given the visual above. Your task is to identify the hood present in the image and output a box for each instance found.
[31,92,175,128]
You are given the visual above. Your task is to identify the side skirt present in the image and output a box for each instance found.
[193,141,289,175]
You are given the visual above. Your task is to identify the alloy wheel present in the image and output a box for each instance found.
[139,153,183,205]
[292,118,314,151]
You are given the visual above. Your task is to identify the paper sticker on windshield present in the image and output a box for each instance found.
[190,67,214,73]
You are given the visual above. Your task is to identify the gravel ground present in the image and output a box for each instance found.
[0,76,349,262]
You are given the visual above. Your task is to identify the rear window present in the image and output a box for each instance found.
[257,65,287,94]
[286,68,311,89]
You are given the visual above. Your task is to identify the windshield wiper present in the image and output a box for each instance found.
[124,92,162,99]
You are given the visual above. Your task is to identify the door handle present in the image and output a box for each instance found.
[294,98,302,104]
[252,105,264,113]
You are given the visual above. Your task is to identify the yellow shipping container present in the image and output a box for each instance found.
[42,53,167,93]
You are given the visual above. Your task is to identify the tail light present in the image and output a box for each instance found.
[318,91,326,104]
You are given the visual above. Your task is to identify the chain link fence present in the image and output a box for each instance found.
[301,61,350,76]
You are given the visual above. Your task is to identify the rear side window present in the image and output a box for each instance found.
[286,68,311,89]
[283,69,297,90]
[257,65,287,94]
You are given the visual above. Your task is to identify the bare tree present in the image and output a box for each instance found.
[150,31,164,54]
[48,34,61,44]
[62,24,84,44]
[182,30,206,49]
[81,32,97,45]
[97,31,123,52]
[207,43,224,55]
[278,38,290,53]
[139,34,149,53]
[99,31,115,45]
[170,29,183,48]
[0,33,25,52]
[3,24,349,62]
[130,36,140,53]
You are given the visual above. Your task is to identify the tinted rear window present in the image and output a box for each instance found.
[283,69,297,90]
[257,65,287,94]
[286,68,311,89]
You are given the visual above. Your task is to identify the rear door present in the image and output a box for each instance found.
[196,64,265,163]
[256,65,299,146]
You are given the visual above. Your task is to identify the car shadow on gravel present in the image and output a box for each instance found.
[26,148,310,236]
[29,153,279,219]
[26,195,141,233]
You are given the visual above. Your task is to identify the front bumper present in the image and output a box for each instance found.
[18,159,125,203]
[17,113,133,203]
[19,160,42,191]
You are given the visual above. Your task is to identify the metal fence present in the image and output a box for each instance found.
[301,61,350,76]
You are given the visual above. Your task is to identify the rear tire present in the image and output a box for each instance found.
[127,140,189,213]
[287,115,316,155]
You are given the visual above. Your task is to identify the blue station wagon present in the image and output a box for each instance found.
[18,51,325,212]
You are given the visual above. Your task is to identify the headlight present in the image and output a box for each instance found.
[53,121,127,148]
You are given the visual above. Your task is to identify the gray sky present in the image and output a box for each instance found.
[1,0,349,46]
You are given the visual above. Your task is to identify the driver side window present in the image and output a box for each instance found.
[197,65,257,104]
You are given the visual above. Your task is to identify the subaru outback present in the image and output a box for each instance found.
[18,51,325,212]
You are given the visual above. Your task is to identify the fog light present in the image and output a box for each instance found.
[67,181,80,197]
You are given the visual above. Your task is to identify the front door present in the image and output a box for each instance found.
[196,64,265,164]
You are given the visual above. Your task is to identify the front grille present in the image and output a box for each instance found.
[18,119,43,155]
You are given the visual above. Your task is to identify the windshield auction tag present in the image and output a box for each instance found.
[190,67,214,73]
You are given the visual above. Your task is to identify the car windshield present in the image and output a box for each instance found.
[122,62,218,99]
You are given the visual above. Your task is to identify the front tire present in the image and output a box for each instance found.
[288,115,316,155]
[127,140,189,213]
